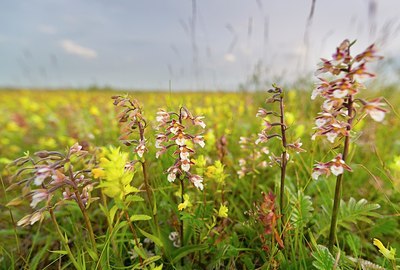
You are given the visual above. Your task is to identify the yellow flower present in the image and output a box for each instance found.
[92,168,105,179]
[89,106,100,116]
[178,194,192,211]
[373,238,396,260]
[206,161,228,185]
[218,204,228,218]
[97,147,138,200]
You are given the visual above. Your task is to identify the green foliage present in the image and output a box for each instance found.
[290,190,314,228]
[1,89,398,269]
[312,245,337,270]
[338,198,381,230]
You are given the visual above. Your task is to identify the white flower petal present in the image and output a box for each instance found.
[331,165,344,176]
[326,132,338,143]
[369,109,385,122]
[167,173,176,182]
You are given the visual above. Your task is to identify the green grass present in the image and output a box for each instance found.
[0,85,399,269]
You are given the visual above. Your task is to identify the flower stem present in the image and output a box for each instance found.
[124,210,143,266]
[278,91,287,228]
[68,167,98,254]
[328,95,354,251]
[73,190,98,255]
[50,208,80,269]
[180,177,184,247]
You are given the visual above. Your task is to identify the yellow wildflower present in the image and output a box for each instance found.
[92,168,105,179]
[178,194,192,211]
[373,238,396,260]
[218,204,228,218]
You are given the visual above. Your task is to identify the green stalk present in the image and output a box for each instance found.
[124,210,143,266]
[180,177,185,265]
[50,208,80,269]
[328,95,353,250]
[67,167,98,255]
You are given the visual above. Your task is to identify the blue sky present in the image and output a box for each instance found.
[1,0,400,90]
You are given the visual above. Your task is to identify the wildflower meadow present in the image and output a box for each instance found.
[1,40,400,269]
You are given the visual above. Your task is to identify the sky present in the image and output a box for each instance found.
[1,0,400,90]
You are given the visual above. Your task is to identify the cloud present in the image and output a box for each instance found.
[224,53,236,63]
[38,24,57,34]
[60,39,97,59]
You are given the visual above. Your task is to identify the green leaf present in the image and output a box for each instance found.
[130,215,152,221]
[338,198,380,230]
[87,247,98,261]
[137,227,164,248]
[172,244,208,263]
[290,190,314,228]
[6,197,24,207]
[109,205,119,224]
[311,245,336,270]
[134,245,148,259]
[125,194,144,203]
[143,255,162,265]
[150,264,163,270]
[49,250,68,255]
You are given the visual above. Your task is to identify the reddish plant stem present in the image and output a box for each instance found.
[278,92,288,226]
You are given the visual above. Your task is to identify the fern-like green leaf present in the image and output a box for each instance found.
[290,190,314,228]
[312,245,337,270]
[338,198,380,230]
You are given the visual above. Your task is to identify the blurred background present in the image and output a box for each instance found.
[1,0,400,91]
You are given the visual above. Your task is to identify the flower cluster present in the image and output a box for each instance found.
[311,40,386,181]
[155,107,206,190]
[93,146,139,200]
[168,231,181,247]
[237,135,272,179]
[311,40,387,143]
[112,95,148,158]
[312,154,352,180]
[9,143,95,226]
[255,85,305,160]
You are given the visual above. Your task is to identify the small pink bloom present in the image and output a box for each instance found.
[189,174,204,190]
[156,146,167,159]
[30,189,49,208]
[255,132,268,145]
[363,98,387,122]
[193,135,205,148]
[156,109,170,124]
[287,139,306,153]
[193,116,206,128]
[178,146,194,160]
[175,132,186,146]
[135,140,147,158]
[312,162,331,180]
[181,159,191,172]
[328,154,352,176]
[256,108,268,118]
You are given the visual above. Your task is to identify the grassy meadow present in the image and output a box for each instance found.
[0,84,399,269]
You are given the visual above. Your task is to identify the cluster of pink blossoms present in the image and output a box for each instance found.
[311,39,387,179]
[155,107,206,190]
[12,143,95,226]
[311,40,387,144]
[112,96,148,158]
[237,136,271,179]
